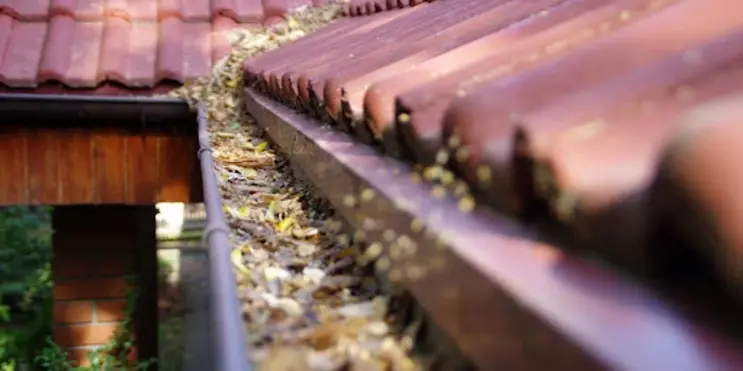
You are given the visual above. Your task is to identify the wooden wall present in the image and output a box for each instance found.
[0,128,201,205]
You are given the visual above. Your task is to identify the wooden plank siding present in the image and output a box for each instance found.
[0,128,199,205]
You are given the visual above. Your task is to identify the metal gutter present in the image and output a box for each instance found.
[0,93,251,371]
[196,103,252,371]
[0,93,193,126]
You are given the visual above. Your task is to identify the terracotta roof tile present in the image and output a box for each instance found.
[212,0,258,22]
[0,0,321,89]
[211,15,241,61]
[441,0,743,204]
[158,0,203,20]
[38,16,104,87]
[0,80,180,94]
[50,0,105,21]
[243,0,743,294]
[651,93,743,296]
[2,0,281,21]
[108,0,159,21]
[0,20,48,87]
[342,0,425,17]
[0,15,11,60]
[157,17,213,81]
[0,0,50,21]
[366,0,611,158]
[263,0,312,18]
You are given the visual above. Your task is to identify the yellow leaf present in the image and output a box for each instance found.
[268,199,278,213]
[307,234,321,244]
[242,168,258,178]
[287,16,299,28]
[226,78,239,89]
[231,249,251,276]
[336,247,356,259]
[238,206,250,217]
[276,216,296,232]
[255,141,268,153]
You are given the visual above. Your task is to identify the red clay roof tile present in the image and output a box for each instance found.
[342,0,423,17]
[263,0,312,18]
[0,80,180,94]
[0,15,11,59]
[96,17,159,86]
[50,0,105,21]
[211,15,242,61]
[0,0,319,90]
[323,0,567,129]
[442,0,743,206]
[213,0,262,23]
[2,0,275,21]
[525,34,743,269]
[109,0,159,21]
[0,20,48,87]
[242,0,743,290]
[157,17,213,81]
[390,0,627,162]
[38,16,104,87]
[650,93,743,295]
[0,0,50,21]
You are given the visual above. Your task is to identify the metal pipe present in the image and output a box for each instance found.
[196,103,253,371]
[0,93,193,123]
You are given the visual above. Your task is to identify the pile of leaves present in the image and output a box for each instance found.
[168,4,419,370]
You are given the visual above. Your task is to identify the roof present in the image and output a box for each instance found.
[0,0,327,90]
[243,0,743,293]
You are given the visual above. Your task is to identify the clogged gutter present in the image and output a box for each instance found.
[168,4,419,370]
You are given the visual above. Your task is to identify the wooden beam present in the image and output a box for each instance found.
[0,129,198,205]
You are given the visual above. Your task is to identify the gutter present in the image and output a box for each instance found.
[196,103,252,371]
[0,93,193,130]
[0,93,251,371]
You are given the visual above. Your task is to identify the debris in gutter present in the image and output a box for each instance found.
[167,3,420,370]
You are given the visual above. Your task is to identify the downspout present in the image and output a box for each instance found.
[196,103,252,371]
[0,93,251,371]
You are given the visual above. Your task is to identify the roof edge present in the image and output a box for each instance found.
[0,93,195,128]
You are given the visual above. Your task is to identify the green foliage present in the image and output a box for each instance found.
[34,336,156,371]
[0,206,53,370]
[157,257,174,285]
[0,206,53,315]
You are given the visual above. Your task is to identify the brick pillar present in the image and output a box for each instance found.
[52,206,158,368]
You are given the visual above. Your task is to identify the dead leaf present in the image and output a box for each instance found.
[231,248,251,276]
[160,3,418,368]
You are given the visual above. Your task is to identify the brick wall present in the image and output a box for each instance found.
[51,206,156,367]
